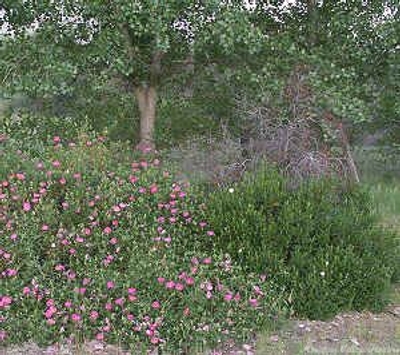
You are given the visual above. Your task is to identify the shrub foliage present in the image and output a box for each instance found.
[206,166,399,319]
[0,135,285,352]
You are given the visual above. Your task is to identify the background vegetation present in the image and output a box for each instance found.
[1,1,399,353]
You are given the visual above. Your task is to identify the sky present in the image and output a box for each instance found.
[0,1,397,36]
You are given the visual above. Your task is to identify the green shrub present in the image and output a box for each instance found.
[0,135,286,352]
[206,166,400,319]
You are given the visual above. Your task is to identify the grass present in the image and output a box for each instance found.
[368,180,400,231]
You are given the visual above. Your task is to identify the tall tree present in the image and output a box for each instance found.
[0,1,262,150]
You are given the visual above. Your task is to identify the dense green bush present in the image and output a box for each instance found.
[206,166,399,319]
[0,135,286,352]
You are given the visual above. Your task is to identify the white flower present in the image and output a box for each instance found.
[320,271,326,277]
[228,188,234,193]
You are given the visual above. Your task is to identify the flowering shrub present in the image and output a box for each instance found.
[0,134,285,352]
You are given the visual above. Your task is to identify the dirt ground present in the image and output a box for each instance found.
[256,306,400,355]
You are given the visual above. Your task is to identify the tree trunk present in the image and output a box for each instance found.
[135,85,157,152]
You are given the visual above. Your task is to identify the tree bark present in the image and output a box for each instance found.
[135,84,157,152]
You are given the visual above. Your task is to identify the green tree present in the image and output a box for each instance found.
[0,1,262,149]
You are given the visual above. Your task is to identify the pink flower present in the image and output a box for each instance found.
[52,160,61,168]
[0,330,7,341]
[64,301,72,308]
[115,298,124,306]
[103,227,112,234]
[138,187,147,194]
[55,264,65,272]
[89,311,99,320]
[163,236,171,243]
[106,281,115,289]
[10,233,17,241]
[105,303,113,311]
[46,299,55,307]
[41,224,49,231]
[22,287,30,296]
[129,175,138,184]
[95,333,104,341]
[253,285,264,296]
[0,296,13,308]
[128,294,137,302]
[126,313,134,321]
[59,177,66,185]
[112,205,121,213]
[151,300,161,309]
[145,329,154,337]
[206,291,212,299]
[82,278,91,286]
[203,257,212,265]
[185,277,195,286]
[45,306,57,319]
[53,136,61,144]
[47,319,56,326]
[234,293,241,302]
[183,307,190,317]
[83,228,91,235]
[165,280,175,289]
[249,298,258,308]
[109,237,118,245]
[175,283,185,292]
[16,172,25,181]
[127,287,137,295]
[224,293,233,302]
[150,337,159,344]
[149,184,158,194]
[157,277,165,284]
[206,230,215,236]
[23,201,31,212]
[76,288,86,295]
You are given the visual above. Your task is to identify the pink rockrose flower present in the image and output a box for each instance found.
[95,333,104,341]
[89,311,99,320]
[249,298,259,308]
[115,298,125,306]
[151,300,161,309]
[202,257,212,265]
[175,283,185,292]
[23,201,31,212]
[127,287,137,295]
[165,280,175,289]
